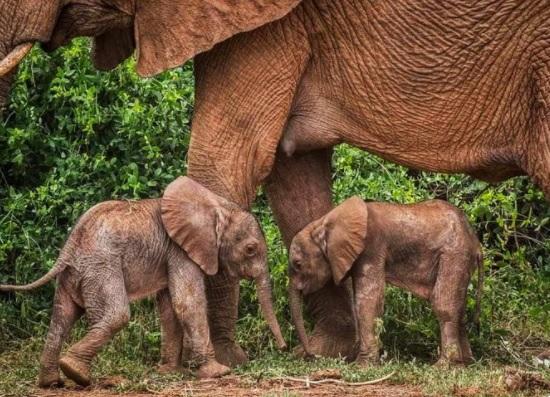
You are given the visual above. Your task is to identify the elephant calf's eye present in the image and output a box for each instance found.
[293,260,302,271]
[245,243,257,257]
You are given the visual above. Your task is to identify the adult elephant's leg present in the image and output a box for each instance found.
[527,103,550,200]
[527,60,550,196]
[529,68,550,362]
[265,149,357,359]
[187,16,310,366]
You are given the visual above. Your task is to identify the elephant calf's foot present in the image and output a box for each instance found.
[38,371,64,388]
[59,355,91,386]
[214,341,248,367]
[196,360,231,379]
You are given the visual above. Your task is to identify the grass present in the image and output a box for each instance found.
[1,319,549,397]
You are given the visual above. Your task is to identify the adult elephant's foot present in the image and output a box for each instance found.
[291,283,357,360]
[299,282,358,360]
[434,357,465,369]
[59,355,91,386]
[294,327,357,360]
[434,345,465,369]
[157,363,184,374]
[441,343,463,366]
[285,286,356,360]
[355,350,381,366]
[213,341,248,367]
[196,360,231,379]
[266,150,356,360]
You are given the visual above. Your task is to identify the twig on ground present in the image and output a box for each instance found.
[275,370,395,387]
[500,337,538,370]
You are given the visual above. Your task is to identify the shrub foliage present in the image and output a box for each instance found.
[1,40,548,365]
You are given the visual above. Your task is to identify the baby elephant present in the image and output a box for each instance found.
[0,176,286,386]
[288,196,483,366]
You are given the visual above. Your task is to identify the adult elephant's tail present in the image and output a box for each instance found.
[0,260,67,292]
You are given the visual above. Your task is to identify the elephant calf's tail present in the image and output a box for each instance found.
[0,260,67,292]
[473,251,484,334]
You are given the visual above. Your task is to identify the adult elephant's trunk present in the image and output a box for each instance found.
[0,43,33,77]
[288,286,312,356]
[0,44,33,111]
[0,0,62,109]
[254,274,287,350]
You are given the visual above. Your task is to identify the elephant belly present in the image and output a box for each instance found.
[124,258,169,302]
[304,0,549,179]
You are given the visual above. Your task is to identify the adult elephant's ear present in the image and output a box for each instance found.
[45,0,135,71]
[311,197,368,285]
[92,27,135,71]
[161,176,231,276]
[133,0,302,77]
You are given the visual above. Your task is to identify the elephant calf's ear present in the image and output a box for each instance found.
[161,176,228,276]
[318,196,368,285]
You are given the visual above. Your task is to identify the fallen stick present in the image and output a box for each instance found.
[275,370,396,387]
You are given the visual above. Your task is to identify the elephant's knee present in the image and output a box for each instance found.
[108,309,130,332]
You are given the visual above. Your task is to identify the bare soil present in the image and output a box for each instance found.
[30,376,424,397]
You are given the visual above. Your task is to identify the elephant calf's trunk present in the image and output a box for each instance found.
[288,286,312,357]
[254,274,287,350]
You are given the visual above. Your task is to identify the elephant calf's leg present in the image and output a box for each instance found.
[431,254,471,366]
[353,267,385,365]
[60,277,130,386]
[39,283,82,388]
[206,271,248,367]
[168,255,230,378]
[156,289,184,373]
[265,149,357,359]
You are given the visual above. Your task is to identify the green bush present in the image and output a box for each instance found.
[1,40,548,367]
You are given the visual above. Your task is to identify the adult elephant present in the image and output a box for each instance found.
[1,0,549,362]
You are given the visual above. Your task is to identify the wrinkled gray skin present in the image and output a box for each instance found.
[0,178,285,387]
[288,197,483,366]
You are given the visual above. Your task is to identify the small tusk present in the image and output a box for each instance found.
[0,43,33,76]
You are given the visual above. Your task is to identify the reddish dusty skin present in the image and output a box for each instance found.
[1,0,549,361]
[0,177,285,387]
[289,197,484,366]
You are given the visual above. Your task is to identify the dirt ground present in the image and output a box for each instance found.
[23,366,550,397]
[30,376,424,397]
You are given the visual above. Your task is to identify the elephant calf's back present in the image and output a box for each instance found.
[64,199,172,294]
